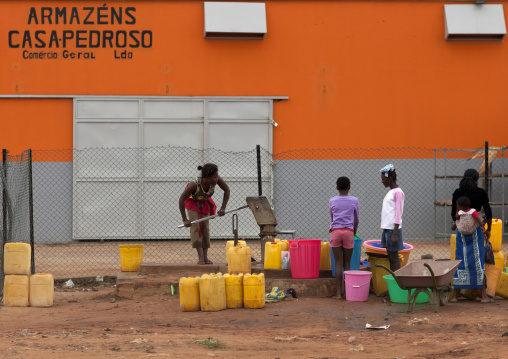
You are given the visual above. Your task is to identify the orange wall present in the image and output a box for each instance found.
[0,99,72,153]
[1,1,507,153]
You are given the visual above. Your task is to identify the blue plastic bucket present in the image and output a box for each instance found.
[330,235,363,277]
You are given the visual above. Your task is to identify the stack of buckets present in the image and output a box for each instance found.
[3,243,54,307]
[179,272,265,311]
[451,219,508,298]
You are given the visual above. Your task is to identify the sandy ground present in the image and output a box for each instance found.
[1,279,507,359]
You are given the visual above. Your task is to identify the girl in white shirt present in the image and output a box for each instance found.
[380,164,405,275]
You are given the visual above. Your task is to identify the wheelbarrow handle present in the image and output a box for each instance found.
[423,263,439,290]
[375,263,395,276]
[374,263,409,291]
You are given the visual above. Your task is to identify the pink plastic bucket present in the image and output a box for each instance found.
[289,239,321,279]
[344,270,372,301]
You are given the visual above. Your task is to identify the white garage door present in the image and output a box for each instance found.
[73,96,280,240]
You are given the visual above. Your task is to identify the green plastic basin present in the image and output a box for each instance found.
[383,275,430,304]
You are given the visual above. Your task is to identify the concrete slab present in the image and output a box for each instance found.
[139,262,228,276]
[116,272,177,299]
[116,262,369,299]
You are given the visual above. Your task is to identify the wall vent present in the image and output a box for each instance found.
[204,2,267,39]
[445,4,506,40]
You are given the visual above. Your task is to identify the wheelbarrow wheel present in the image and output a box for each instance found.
[439,289,449,306]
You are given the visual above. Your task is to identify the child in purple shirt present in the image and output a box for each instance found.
[329,176,360,299]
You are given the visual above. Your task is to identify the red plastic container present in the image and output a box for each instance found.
[289,239,322,279]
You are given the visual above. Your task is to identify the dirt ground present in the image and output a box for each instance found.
[1,279,507,359]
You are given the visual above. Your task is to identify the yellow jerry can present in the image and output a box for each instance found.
[199,273,226,312]
[4,243,31,275]
[487,219,503,252]
[179,277,200,312]
[243,273,265,309]
[494,251,505,272]
[224,273,244,308]
[450,234,456,260]
[30,273,54,307]
[228,246,250,274]
[277,240,289,252]
[246,246,252,272]
[495,271,508,299]
[264,242,281,269]
[320,242,331,270]
[485,264,501,298]
[4,275,29,307]
[226,240,247,264]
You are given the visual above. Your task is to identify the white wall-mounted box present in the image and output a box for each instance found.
[204,2,267,39]
[445,4,506,40]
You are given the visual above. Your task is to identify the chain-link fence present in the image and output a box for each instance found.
[1,145,506,281]
[0,149,34,294]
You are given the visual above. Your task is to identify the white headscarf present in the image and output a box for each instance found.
[380,164,395,177]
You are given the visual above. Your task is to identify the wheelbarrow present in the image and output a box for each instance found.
[375,260,461,312]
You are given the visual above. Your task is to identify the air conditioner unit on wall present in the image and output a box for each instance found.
[445,4,506,40]
[204,2,267,39]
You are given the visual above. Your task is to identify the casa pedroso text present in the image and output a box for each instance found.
[8,6,153,60]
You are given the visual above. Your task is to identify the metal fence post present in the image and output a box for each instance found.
[256,145,262,196]
[434,149,437,241]
[28,149,35,274]
[485,141,489,195]
[2,149,7,245]
[1,149,6,297]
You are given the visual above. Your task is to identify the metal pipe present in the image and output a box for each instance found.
[177,205,249,228]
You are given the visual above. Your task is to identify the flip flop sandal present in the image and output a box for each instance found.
[197,261,206,265]
[205,259,213,264]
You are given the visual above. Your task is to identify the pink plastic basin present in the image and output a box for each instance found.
[363,239,414,267]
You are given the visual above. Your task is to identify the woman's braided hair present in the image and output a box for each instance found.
[198,163,218,178]
[459,168,479,195]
